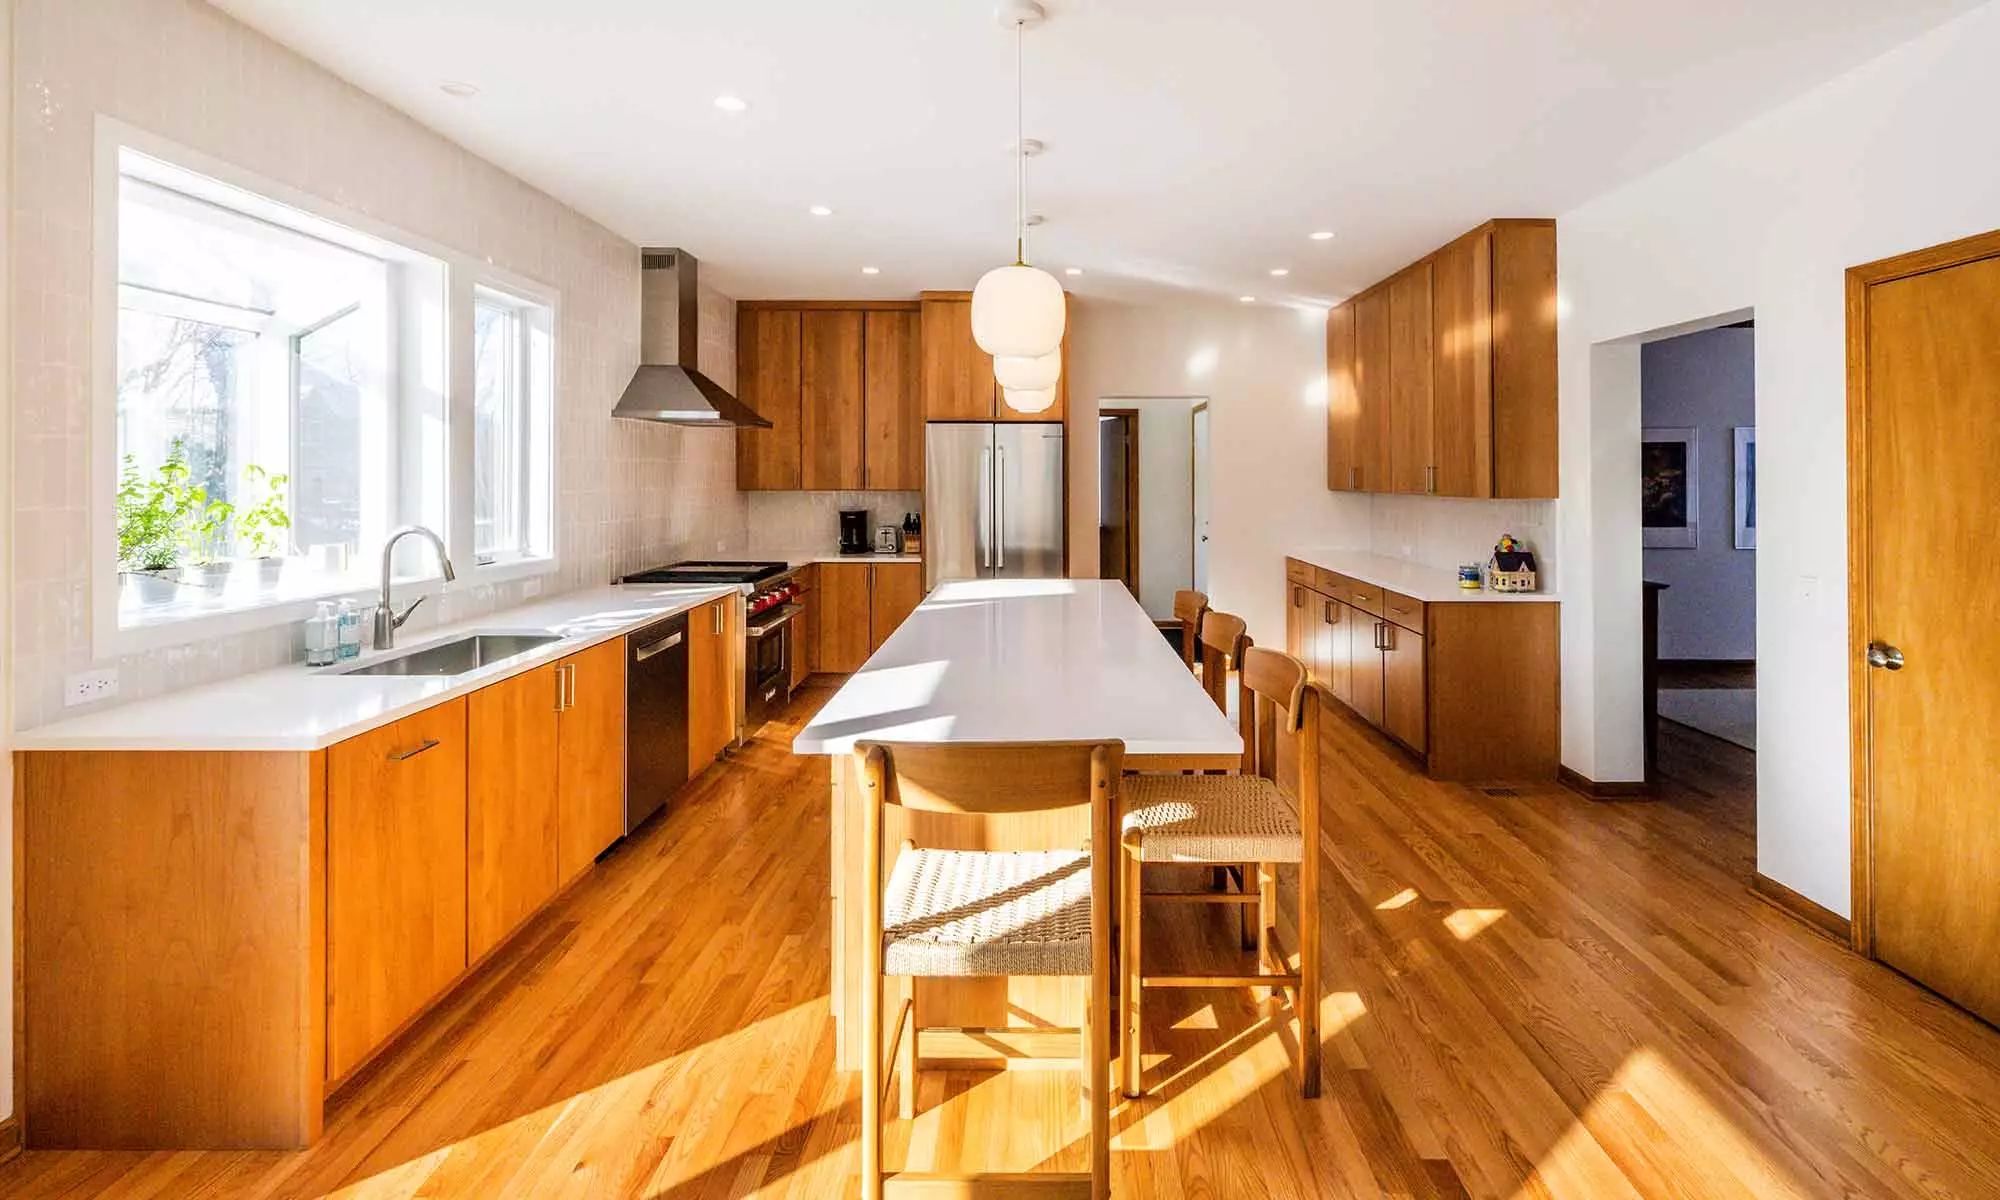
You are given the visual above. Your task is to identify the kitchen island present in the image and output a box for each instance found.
[794,578,1242,1068]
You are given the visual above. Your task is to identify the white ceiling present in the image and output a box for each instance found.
[211,0,1981,306]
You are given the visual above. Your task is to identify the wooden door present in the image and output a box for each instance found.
[1319,591,1352,706]
[1352,287,1393,493]
[920,293,996,420]
[557,638,626,885]
[327,700,468,1080]
[1387,263,1435,494]
[817,562,873,672]
[688,597,733,773]
[1326,302,1361,491]
[1285,583,1311,663]
[1346,604,1385,727]
[467,664,562,962]
[801,310,865,490]
[1854,240,2000,1024]
[1381,618,1428,753]
[864,310,923,489]
[737,308,802,489]
[1431,229,1493,498]
[869,562,926,651]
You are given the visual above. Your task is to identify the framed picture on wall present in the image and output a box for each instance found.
[1734,426,1757,550]
[1641,427,1698,548]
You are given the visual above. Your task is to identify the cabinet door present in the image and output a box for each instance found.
[817,562,873,672]
[791,569,817,687]
[557,638,626,886]
[870,562,926,651]
[1352,287,1393,493]
[864,310,923,490]
[468,664,562,962]
[688,598,733,772]
[737,308,802,489]
[1284,583,1311,662]
[1319,592,1352,706]
[327,700,468,1081]
[1326,302,1361,491]
[1431,229,1494,498]
[1346,605,1386,727]
[802,310,865,490]
[920,293,997,421]
[1381,618,1428,753]
[997,294,1069,422]
[1387,263,1436,495]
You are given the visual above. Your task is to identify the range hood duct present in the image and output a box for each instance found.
[612,248,770,428]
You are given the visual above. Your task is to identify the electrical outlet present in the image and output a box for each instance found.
[64,666,120,707]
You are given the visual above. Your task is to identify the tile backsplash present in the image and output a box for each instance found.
[1365,496,1559,589]
[743,492,925,556]
[8,0,748,728]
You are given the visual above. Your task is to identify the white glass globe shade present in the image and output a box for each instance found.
[993,347,1062,391]
[972,264,1067,357]
[1004,386,1057,415]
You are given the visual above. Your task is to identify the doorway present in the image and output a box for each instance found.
[1098,409,1139,593]
[1192,403,1210,594]
[1848,229,2000,1027]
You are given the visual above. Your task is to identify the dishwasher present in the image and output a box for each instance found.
[625,611,691,833]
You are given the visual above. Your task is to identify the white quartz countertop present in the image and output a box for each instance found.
[1291,548,1558,604]
[792,578,1241,759]
[14,583,741,753]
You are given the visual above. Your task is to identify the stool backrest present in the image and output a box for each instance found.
[857,740,1123,818]
[1197,609,1248,715]
[1172,589,1209,671]
[1235,650,1327,855]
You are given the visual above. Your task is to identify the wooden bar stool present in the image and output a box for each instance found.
[1172,589,1209,673]
[1193,609,1246,717]
[1118,647,1325,1099]
[857,739,1122,1200]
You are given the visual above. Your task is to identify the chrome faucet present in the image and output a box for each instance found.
[373,525,457,650]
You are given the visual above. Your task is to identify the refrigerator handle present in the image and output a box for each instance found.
[996,445,1006,571]
[979,445,993,570]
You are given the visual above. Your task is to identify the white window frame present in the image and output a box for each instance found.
[469,284,556,569]
[91,119,563,658]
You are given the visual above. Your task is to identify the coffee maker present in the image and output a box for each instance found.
[838,509,871,555]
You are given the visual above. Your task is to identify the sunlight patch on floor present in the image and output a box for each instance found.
[1377,886,1420,910]
[1444,907,1507,940]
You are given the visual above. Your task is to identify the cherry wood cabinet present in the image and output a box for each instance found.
[328,701,469,1082]
[467,665,562,963]
[1327,218,1557,500]
[921,289,1070,422]
[864,311,923,489]
[736,308,803,489]
[801,310,865,490]
[1345,603,1387,727]
[815,561,874,673]
[738,301,923,492]
[869,562,926,651]
[688,596,736,773]
[556,638,626,885]
[1380,618,1428,753]
[791,566,818,687]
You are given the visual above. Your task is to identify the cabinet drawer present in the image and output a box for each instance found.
[1285,558,1314,585]
[1342,579,1385,618]
[1383,589,1426,633]
[1313,567,1345,595]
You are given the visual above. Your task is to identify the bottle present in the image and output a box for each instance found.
[306,602,338,667]
[335,599,361,660]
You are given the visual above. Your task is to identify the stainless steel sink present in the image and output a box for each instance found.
[337,633,563,677]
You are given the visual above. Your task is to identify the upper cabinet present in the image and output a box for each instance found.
[921,290,1069,423]
[1327,219,1557,499]
[737,302,925,492]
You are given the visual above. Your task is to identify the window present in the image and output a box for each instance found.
[102,137,559,648]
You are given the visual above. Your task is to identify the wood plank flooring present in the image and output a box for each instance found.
[4,685,2000,1197]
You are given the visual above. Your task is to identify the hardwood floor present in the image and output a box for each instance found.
[5,684,2000,1197]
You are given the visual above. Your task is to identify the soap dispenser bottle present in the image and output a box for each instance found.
[306,602,338,667]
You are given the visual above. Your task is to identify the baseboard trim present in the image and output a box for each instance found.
[1557,765,1651,800]
[0,1115,21,1165]
[1751,873,1852,943]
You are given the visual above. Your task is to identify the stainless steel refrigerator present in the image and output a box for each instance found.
[925,423,1066,589]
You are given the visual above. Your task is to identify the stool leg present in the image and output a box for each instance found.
[1257,862,1277,997]
[1239,862,1257,950]
[1121,833,1144,1098]
[1091,892,1113,1198]
[862,966,884,1199]
[1298,857,1322,1100]
[898,978,917,1119]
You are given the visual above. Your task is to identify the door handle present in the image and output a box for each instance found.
[1293,586,1303,608]
[565,663,577,709]
[1349,466,1358,490]
[555,665,567,712]
[1866,641,1905,671]
[1425,465,1436,494]
[1324,601,1335,626]
[635,631,682,662]
[995,445,1006,571]
[388,738,441,762]
[980,446,993,570]
[1374,621,1389,652]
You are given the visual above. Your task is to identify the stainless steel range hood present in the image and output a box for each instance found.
[612,248,770,428]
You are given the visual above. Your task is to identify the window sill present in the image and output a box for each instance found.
[106,561,444,657]
[467,554,559,588]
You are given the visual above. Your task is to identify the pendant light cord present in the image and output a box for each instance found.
[1015,18,1027,266]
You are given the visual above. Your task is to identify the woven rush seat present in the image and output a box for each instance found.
[883,848,1092,977]
[1122,773,1303,864]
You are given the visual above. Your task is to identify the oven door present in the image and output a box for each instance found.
[745,604,801,727]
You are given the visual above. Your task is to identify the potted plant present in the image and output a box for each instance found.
[238,464,292,586]
[115,447,196,604]
[185,491,236,589]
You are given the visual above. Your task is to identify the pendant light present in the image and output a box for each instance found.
[972,1,1067,362]
[1003,386,1056,414]
[993,345,1061,391]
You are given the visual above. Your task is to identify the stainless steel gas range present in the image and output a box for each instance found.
[620,560,806,730]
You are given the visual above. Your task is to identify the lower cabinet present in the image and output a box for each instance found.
[1380,617,1428,753]
[791,566,817,687]
[1317,592,1351,706]
[816,562,876,673]
[869,562,925,651]
[1345,604,1387,728]
[328,699,469,1081]
[468,664,563,963]
[688,595,737,773]
[556,638,627,885]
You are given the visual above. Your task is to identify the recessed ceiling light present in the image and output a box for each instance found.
[1270,268,1290,277]
[861,266,881,275]
[1239,295,1256,303]
[809,205,833,217]
[714,95,749,114]
[439,81,479,99]
[1065,267,1083,276]
[1310,231,1335,241]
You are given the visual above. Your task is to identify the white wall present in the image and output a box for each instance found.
[1556,0,2000,914]
[1,0,15,1126]
[1641,326,1756,661]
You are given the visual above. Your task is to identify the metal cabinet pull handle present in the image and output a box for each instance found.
[635,631,682,662]
[1293,586,1303,607]
[555,666,567,712]
[1866,641,1905,671]
[1324,601,1335,625]
[1349,466,1358,490]
[388,738,441,762]
[567,663,577,709]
